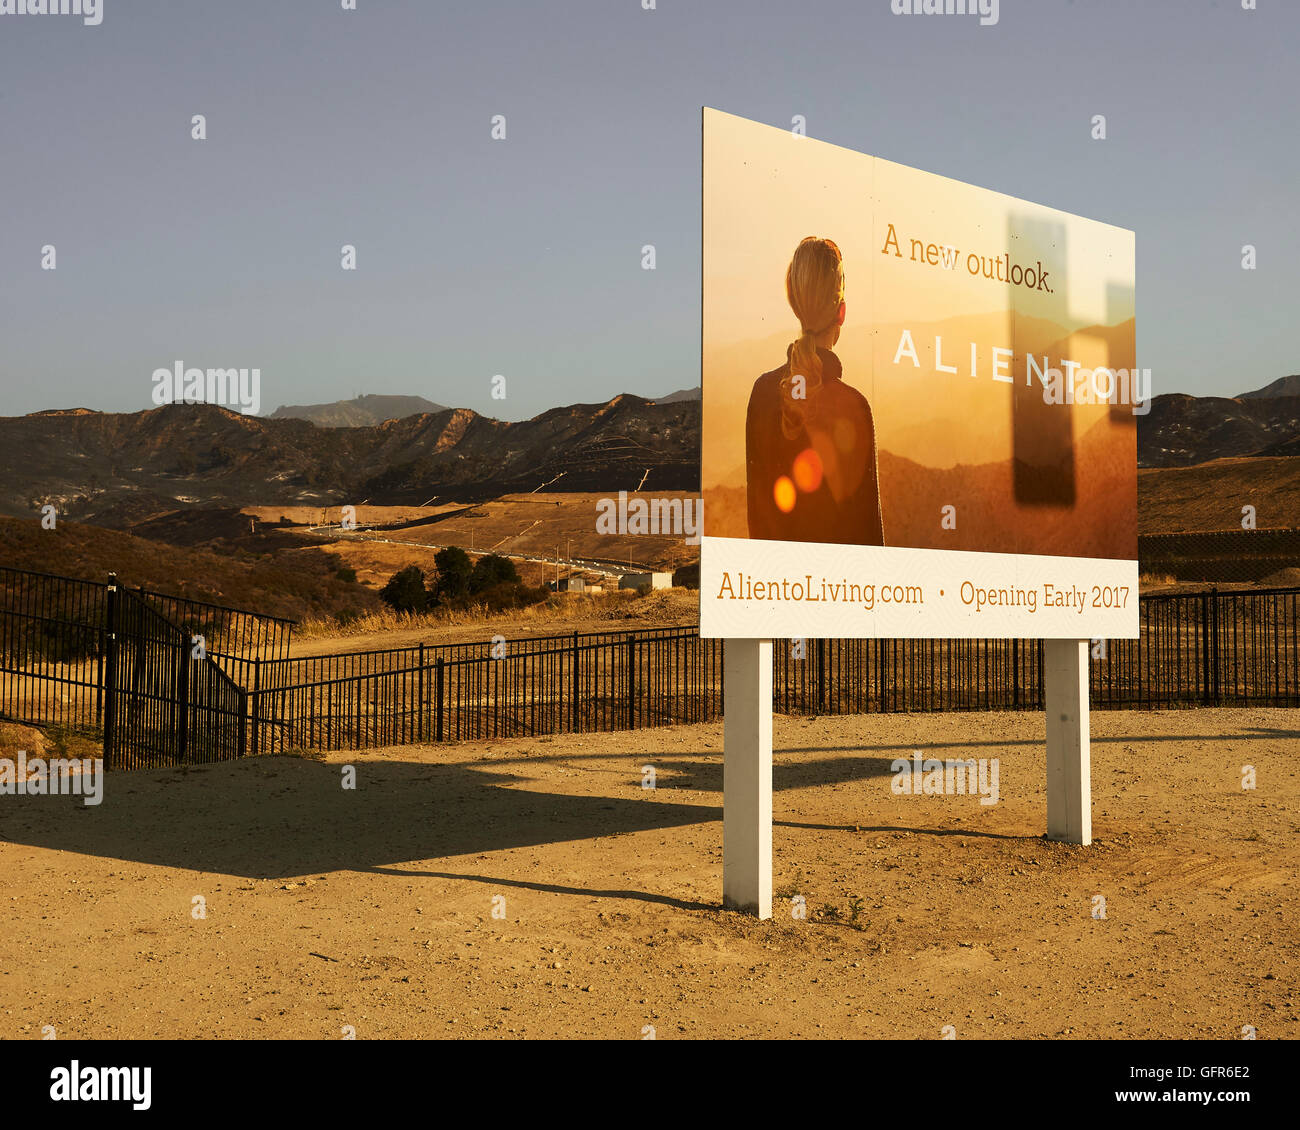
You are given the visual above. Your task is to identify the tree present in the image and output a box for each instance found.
[469,554,519,594]
[431,547,473,602]
[379,564,428,614]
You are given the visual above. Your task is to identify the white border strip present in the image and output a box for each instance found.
[700,535,1139,640]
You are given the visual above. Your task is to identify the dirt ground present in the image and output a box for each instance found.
[1,708,1296,1040]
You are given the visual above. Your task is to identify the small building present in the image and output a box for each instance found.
[618,572,673,592]
[551,576,589,593]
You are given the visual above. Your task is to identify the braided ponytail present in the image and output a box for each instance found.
[779,237,844,440]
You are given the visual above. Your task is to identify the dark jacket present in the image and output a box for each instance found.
[745,345,885,546]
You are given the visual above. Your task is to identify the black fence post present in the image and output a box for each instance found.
[626,633,636,730]
[1200,590,1212,705]
[102,574,119,765]
[435,657,445,743]
[417,643,426,742]
[176,635,190,764]
[1209,588,1221,705]
[1012,638,1021,710]
[571,631,579,734]
[94,601,104,730]
[250,658,261,756]
[816,638,826,714]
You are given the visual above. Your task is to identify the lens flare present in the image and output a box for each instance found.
[792,447,823,493]
[773,475,796,513]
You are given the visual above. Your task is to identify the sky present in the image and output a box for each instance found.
[0,0,1295,421]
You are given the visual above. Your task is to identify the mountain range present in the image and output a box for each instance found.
[2,379,1296,529]
[0,395,698,527]
[270,388,700,426]
[1139,393,1300,467]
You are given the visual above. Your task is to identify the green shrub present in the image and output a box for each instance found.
[379,564,428,614]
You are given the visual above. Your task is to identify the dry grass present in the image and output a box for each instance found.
[296,587,700,643]
[250,493,700,585]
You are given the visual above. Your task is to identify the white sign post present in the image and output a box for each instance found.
[722,637,773,918]
[720,635,1095,917]
[1044,638,1092,845]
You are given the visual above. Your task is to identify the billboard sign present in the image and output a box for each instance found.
[701,108,1140,640]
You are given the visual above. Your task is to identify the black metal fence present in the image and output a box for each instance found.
[247,587,1298,753]
[0,568,107,736]
[0,568,291,768]
[2,566,1297,765]
[247,627,717,753]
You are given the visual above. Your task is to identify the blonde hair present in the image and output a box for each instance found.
[780,237,844,439]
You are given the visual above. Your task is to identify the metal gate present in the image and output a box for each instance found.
[102,582,249,769]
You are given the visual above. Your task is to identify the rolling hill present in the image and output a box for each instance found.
[1237,374,1300,400]
[1137,393,1300,467]
[270,394,449,427]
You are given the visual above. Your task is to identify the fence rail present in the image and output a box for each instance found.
[2,568,1297,765]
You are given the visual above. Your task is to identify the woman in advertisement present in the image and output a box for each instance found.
[745,236,885,545]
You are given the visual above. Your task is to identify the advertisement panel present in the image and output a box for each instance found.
[701,108,1140,640]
